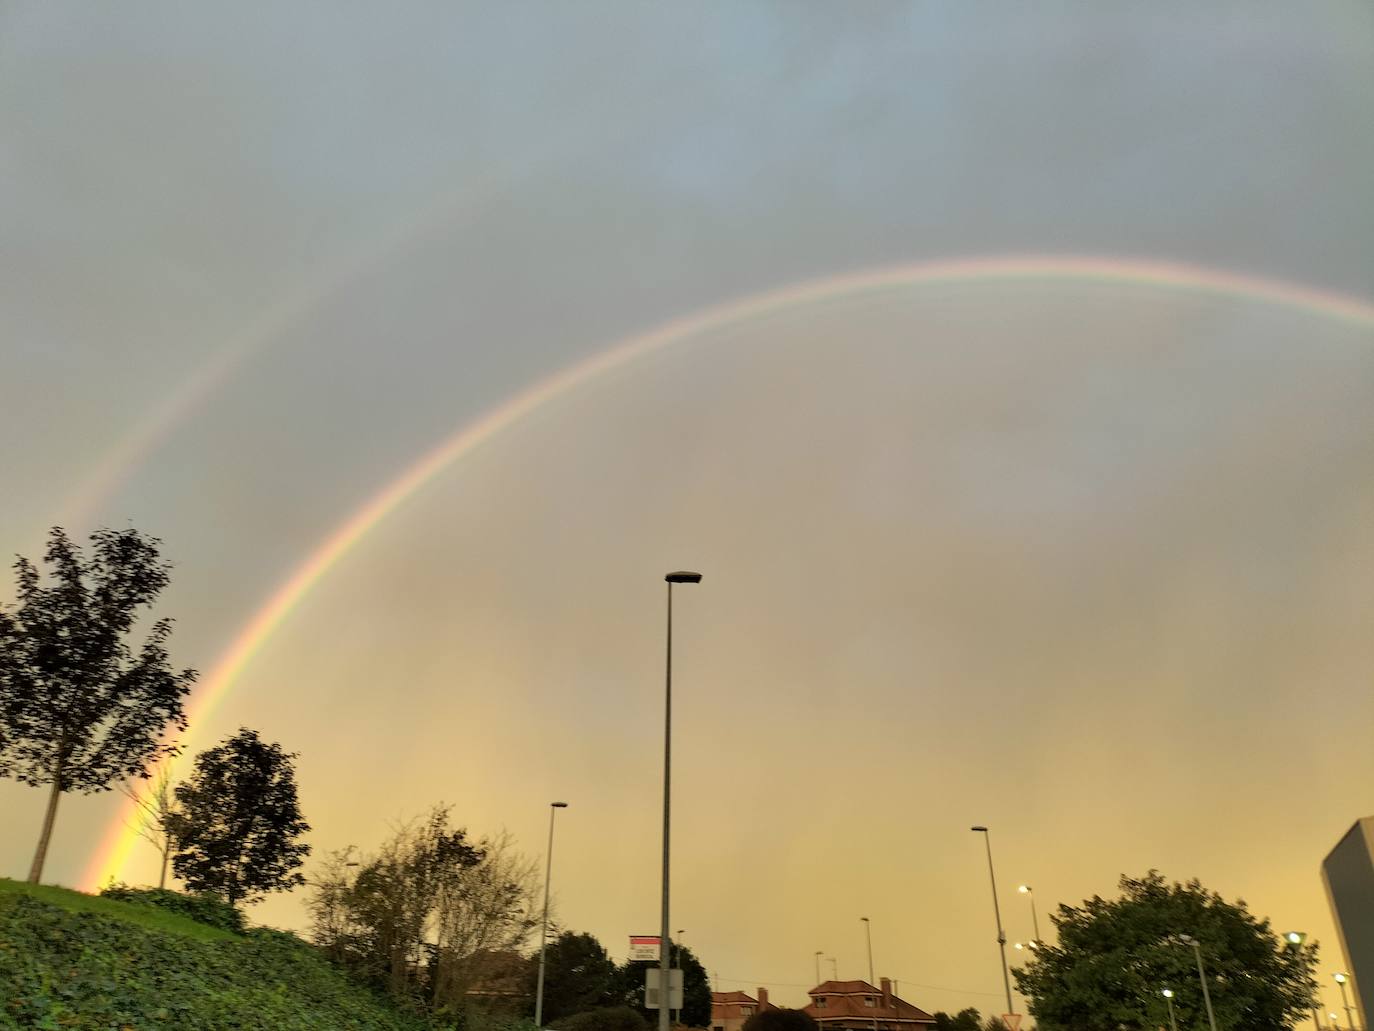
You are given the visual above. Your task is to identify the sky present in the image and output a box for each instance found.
[2,0,1373,1018]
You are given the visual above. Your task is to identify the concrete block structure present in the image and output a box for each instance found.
[1323,818,1374,1031]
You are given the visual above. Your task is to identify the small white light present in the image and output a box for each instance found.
[1162,990,1174,999]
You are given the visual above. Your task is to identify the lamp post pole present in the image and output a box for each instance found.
[1336,974,1355,1031]
[971,827,1014,1020]
[1162,989,1179,1031]
[861,917,877,1031]
[1179,935,1218,1031]
[660,572,701,1031]
[1018,886,1042,946]
[815,951,823,987]
[534,802,569,1028]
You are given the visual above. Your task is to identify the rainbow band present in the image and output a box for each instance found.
[82,253,1374,890]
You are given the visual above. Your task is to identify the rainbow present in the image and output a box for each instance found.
[82,253,1374,889]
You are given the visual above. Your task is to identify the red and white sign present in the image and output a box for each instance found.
[629,936,661,962]
[1001,1015,1022,1031]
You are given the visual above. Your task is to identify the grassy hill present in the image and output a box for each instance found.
[0,878,433,1030]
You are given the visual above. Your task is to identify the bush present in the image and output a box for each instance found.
[553,1007,649,1031]
[99,884,245,934]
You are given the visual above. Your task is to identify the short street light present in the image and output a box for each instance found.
[1177,935,1219,1031]
[1018,885,1043,946]
[1162,989,1179,1031]
[1335,973,1355,1031]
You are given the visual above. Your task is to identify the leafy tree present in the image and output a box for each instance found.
[1013,871,1317,1031]
[530,931,620,1024]
[167,728,310,905]
[617,943,711,1028]
[308,805,540,1016]
[932,1010,983,1031]
[0,527,195,883]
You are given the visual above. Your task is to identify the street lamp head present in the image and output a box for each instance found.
[1285,931,1305,945]
[552,801,568,808]
[1014,943,1024,951]
[1162,989,1174,999]
[1336,973,1348,984]
[665,571,703,584]
[971,825,988,833]
[861,916,869,923]
[1178,934,1198,946]
[1019,885,1031,894]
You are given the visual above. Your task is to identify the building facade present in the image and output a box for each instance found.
[803,979,936,1030]
[711,988,775,1031]
[1324,818,1374,1031]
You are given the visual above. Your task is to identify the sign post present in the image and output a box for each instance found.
[645,968,683,1011]
[630,936,661,962]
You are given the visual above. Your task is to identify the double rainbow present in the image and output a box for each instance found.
[82,253,1374,890]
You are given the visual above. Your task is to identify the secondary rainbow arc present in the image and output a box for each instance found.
[82,253,1374,890]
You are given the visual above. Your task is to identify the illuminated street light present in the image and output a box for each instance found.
[1282,931,1322,1031]
[1018,885,1043,946]
[1162,989,1179,1031]
[658,571,701,1031]
[1335,973,1355,1031]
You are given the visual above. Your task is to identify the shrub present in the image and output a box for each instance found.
[554,1007,650,1031]
[100,884,245,934]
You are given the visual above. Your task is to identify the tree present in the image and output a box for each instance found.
[530,931,620,1024]
[0,527,195,883]
[1013,871,1317,1031]
[617,943,712,1028]
[932,1010,983,1031]
[167,728,310,905]
[308,805,540,1016]
[117,762,179,889]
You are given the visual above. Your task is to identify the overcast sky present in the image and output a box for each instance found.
[3,1,1373,1017]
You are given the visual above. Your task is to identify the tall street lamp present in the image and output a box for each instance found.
[1335,973,1355,1031]
[815,951,823,987]
[861,917,878,1031]
[534,801,570,1028]
[1177,935,1219,1031]
[971,826,1014,1020]
[660,571,701,1031]
[1018,885,1042,946]
[829,956,839,981]
[861,917,875,985]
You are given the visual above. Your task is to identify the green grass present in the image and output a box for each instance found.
[0,877,239,941]
[0,880,435,1029]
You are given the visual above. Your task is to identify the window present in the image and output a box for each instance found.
[741,1008,754,1017]
[864,998,876,1008]
[816,999,828,1009]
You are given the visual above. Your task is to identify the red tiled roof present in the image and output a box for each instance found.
[805,981,934,1025]
[713,992,758,1005]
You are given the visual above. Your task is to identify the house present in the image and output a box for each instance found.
[711,987,776,1031]
[802,979,936,1030]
